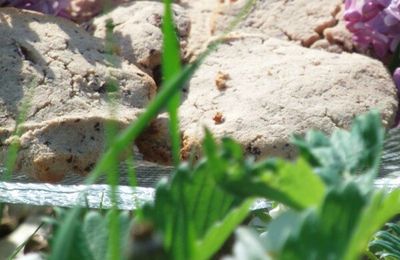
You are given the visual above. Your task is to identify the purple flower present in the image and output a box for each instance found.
[0,0,71,17]
[0,0,128,22]
[344,0,400,58]
[393,67,400,89]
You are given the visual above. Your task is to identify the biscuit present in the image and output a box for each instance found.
[0,8,156,181]
[179,36,398,160]
[91,1,190,71]
[183,0,346,59]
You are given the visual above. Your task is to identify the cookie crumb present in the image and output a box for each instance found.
[213,112,224,124]
[215,71,230,90]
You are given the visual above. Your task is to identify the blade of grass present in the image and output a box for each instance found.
[1,81,36,221]
[163,0,182,166]
[8,222,45,260]
[2,81,36,180]
[85,0,256,186]
[220,0,256,35]
[84,57,205,186]
[103,16,122,260]
[124,153,144,219]
[103,94,120,260]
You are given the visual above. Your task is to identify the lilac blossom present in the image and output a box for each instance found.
[344,0,400,58]
[0,0,127,22]
[0,0,71,17]
[344,1,400,91]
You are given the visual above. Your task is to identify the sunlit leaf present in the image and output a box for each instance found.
[345,190,400,260]
[202,130,326,209]
[292,111,384,187]
[142,161,249,260]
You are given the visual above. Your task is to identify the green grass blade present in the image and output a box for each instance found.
[8,223,44,260]
[162,0,182,166]
[106,209,120,260]
[85,57,204,185]
[102,16,122,260]
[1,81,36,220]
[2,81,35,180]
[221,0,257,35]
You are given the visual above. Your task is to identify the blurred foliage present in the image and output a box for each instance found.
[3,0,400,259]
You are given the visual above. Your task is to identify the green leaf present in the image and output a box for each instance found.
[345,190,400,260]
[218,156,325,209]
[195,199,254,260]
[142,134,253,260]
[374,231,400,248]
[83,211,108,260]
[292,111,385,187]
[48,208,90,260]
[204,131,324,210]
[262,183,400,260]
[47,1,257,258]
[49,209,131,260]
[370,238,400,259]
[203,131,325,210]
[387,223,400,236]
[266,182,367,260]
[105,211,132,260]
[162,0,182,166]
[142,163,248,260]
[258,159,325,209]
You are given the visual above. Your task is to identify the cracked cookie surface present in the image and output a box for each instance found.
[0,8,156,181]
[183,0,349,59]
[90,1,190,72]
[179,36,398,160]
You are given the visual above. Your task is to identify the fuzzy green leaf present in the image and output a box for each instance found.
[203,131,325,209]
[195,200,255,260]
[48,208,89,260]
[345,189,400,260]
[292,111,384,187]
[142,133,254,260]
[49,209,131,260]
[142,163,249,260]
[263,183,400,260]
[85,211,130,260]
[84,211,108,260]
[266,182,366,259]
